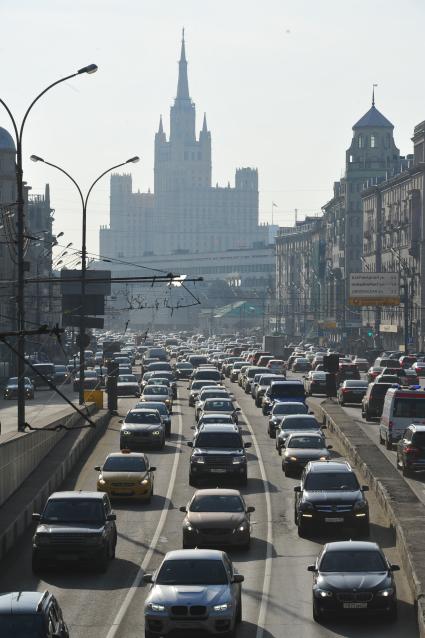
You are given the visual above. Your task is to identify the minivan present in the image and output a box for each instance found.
[379,387,425,449]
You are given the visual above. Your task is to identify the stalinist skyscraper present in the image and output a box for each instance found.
[100,31,261,259]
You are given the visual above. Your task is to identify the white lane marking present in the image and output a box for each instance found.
[238,404,273,638]
[105,409,183,638]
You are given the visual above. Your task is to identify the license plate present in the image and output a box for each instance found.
[57,553,78,560]
[113,490,132,495]
[210,468,227,473]
[324,517,344,523]
[343,602,367,609]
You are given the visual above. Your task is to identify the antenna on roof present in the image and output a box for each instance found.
[372,83,378,107]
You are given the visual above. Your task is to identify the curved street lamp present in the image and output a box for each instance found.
[30,154,140,404]
[0,63,98,431]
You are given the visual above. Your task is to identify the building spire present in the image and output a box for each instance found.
[202,112,208,133]
[372,83,377,107]
[176,28,190,100]
[158,114,163,134]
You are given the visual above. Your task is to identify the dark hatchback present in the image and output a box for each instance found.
[267,401,309,438]
[396,424,425,476]
[294,461,370,537]
[361,382,393,420]
[337,380,368,405]
[4,377,34,400]
[0,590,69,638]
[188,425,251,486]
[308,541,398,622]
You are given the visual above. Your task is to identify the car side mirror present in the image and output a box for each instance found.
[118,419,123,424]
[321,425,327,429]
[94,466,101,472]
[143,573,153,583]
[32,513,41,521]
[247,506,255,513]
[362,485,369,492]
[107,513,117,521]
[390,564,400,571]
[179,506,187,512]
[307,564,317,572]
[187,386,190,390]
[187,441,193,447]
[150,466,156,472]
[309,411,314,415]
[235,407,241,412]
[232,574,244,583]
[244,442,251,448]
[294,486,301,493]
[327,445,333,450]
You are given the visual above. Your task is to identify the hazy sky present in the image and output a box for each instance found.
[1,0,424,261]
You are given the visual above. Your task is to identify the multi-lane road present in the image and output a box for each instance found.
[0,373,419,637]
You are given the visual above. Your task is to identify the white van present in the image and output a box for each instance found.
[379,387,425,449]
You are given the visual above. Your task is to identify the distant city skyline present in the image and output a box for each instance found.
[1,0,424,259]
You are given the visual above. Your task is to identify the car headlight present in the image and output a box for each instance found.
[121,430,132,436]
[235,524,246,532]
[316,589,333,598]
[214,603,232,612]
[141,478,150,485]
[151,430,161,436]
[194,456,205,464]
[300,500,314,512]
[98,477,106,485]
[377,588,394,597]
[232,457,243,464]
[319,456,327,461]
[185,521,196,531]
[288,456,298,461]
[353,500,367,512]
[149,603,166,612]
[34,534,49,545]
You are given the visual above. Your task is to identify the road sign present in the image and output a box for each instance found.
[349,272,400,306]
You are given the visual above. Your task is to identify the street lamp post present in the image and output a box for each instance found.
[30,155,140,404]
[0,64,97,431]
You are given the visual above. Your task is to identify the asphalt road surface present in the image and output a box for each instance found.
[0,375,418,637]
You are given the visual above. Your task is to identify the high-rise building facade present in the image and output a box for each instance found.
[100,33,264,260]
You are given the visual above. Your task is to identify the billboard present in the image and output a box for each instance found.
[349,272,400,306]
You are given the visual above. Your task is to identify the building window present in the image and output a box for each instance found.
[370,135,376,148]
[358,135,364,148]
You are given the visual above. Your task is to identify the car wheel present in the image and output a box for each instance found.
[145,631,156,638]
[402,463,411,478]
[31,551,42,574]
[96,547,109,573]
[379,429,385,445]
[297,521,307,537]
[277,445,282,456]
[236,598,242,622]
[283,464,291,477]
[189,474,197,487]
[387,604,398,622]
[312,599,323,622]
[239,475,248,487]
[385,435,393,450]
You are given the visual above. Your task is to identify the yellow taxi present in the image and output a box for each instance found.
[95,450,156,501]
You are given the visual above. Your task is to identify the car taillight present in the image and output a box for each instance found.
[405,446,420,456]
[342,389,349,393]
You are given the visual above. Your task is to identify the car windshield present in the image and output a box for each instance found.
[156,559,228,585]
[282,417,319,429]
[118,375,137,382]
[138,402,167,415]
[143,386,168,395]
[200,416,233,424]
[177,363,192,369]
[287,436,324,449]
[103,456,147,472]
[273,403,307,415]
[55,366,66,372]
[393,397,425,418]
[190,494,244,512]
[192,381,216,390]
[196,371,220,380]
[204,400,234,411]
[125,412,160,424]
[0,615,44,637]
[320,550,386,572]
[196,432,243,448]
[8,377,31,385]
[344,380,368,387]
[42,498,104,523]
[304,472,359,491]
[84,371,98,378]
[372,384,392,396]
[271,384,305,398]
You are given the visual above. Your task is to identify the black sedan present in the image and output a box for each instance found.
[308,540,399,622]
[281,433,332,476]
[304,371,328,396]
[337,380,368,405]
[4,376,34,400]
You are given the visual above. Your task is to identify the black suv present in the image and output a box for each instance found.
[361,382,393,420]
[188,424,251,486]
[396,424,425,476]
[294,461,369,537]
[0,590,69,637]
[32,491,117,572]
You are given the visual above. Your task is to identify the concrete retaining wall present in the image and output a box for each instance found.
[0,404,97,508]
[0,409,110,561]
[318,400,425,637]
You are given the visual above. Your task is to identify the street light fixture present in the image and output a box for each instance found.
[0,64,98,431]
[31,154,140,404]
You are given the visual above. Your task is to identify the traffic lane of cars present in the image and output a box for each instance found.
[229,379,418,637]
[290,366,425,507]
[0,383,77,435]
[112,384,271,638]
[0,395,182,638]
